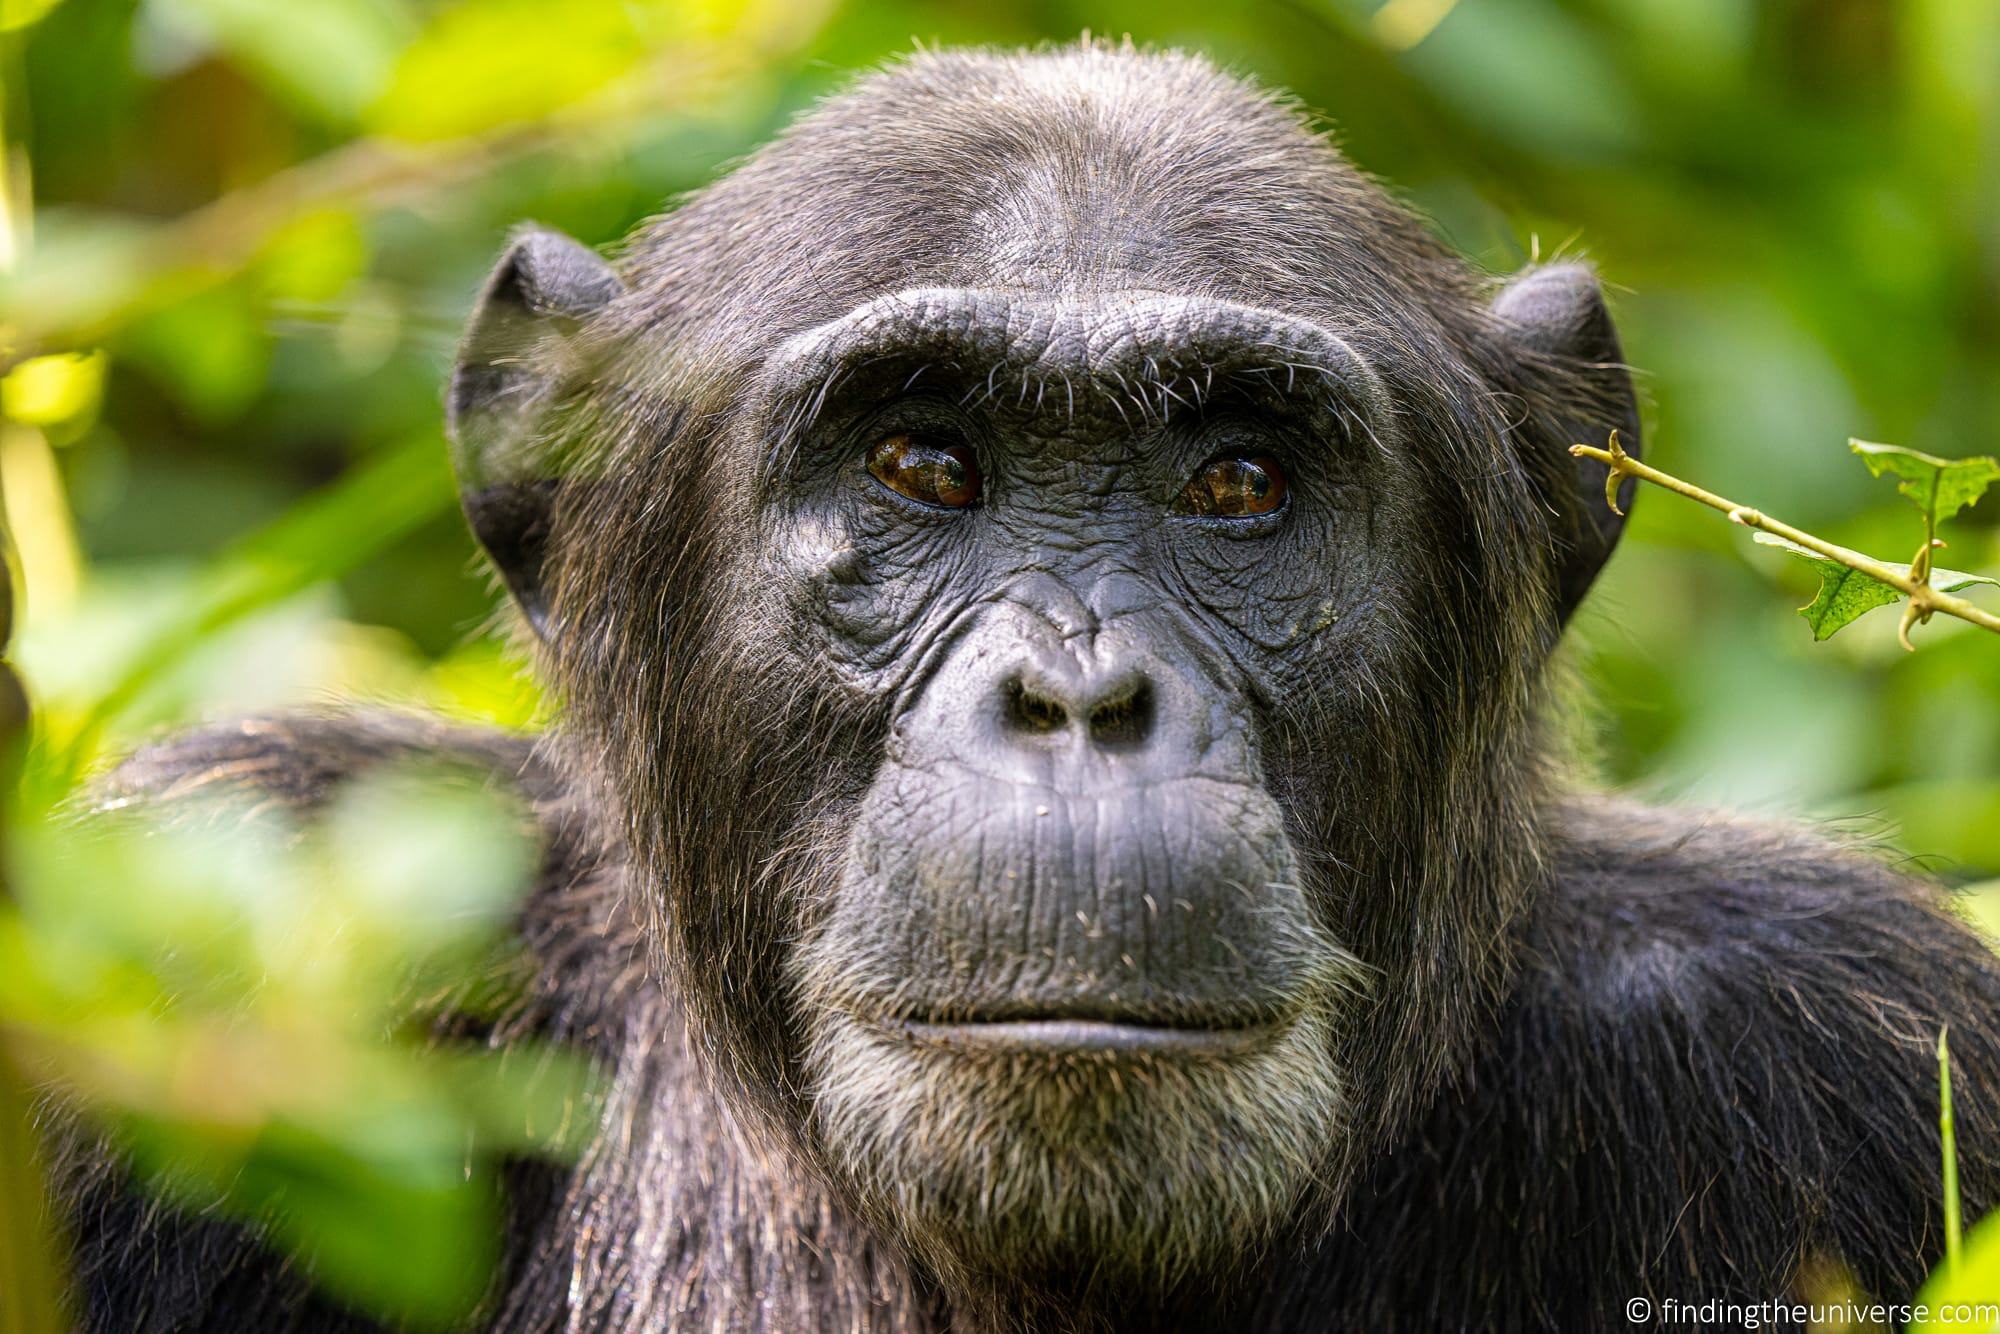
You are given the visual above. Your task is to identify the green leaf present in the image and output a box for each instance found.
[3,765,598,1328]
[1851,440,2000,525]
[369,0,650,141]
[158,0,412,126]
[1916,1208,2000,1329]
[34,434,455,795]
[1923,568,1995,596]
[1752,533,1998,640]
[0,0,68,33]
[1753,534,1901,639]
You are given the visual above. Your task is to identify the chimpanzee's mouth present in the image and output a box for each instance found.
[879,1015,1281,1057]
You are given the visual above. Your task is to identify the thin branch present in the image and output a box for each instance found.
[1943,1027,1963,1275]
[1571,434,2000,640]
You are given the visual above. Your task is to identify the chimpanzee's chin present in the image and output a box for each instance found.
[799,1000,1346,1285]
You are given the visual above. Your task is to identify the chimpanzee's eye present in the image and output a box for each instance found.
[867,433,981,509]
[1174,455,1289,518]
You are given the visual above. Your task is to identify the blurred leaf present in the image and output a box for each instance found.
[3,760,599,1326]
[0,0,65,32]
[1843,780,2000,880]
[1916,1208,2000,1328]
[0,210,157,350]
[323,767,535,957]
[42,435,455,791]
[0,350,105,429]
[1752,533,1997,640]
[168,1120,498,1324]
[149,0,414,125]
[1960,879,2000,943]
[1851,440,2000,526]
[1350,0,1644,161]
[423,639,549,730]
[122,286,270,425]
[369,0,650,140]
[1370,0,1458,51]
[256,209,369,304]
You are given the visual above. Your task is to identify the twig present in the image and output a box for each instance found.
[1571,434,2000,641]
[1943,1027,1963,1275]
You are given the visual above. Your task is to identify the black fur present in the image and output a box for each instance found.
[53,43,2000,1334]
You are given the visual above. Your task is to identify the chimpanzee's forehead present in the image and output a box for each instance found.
[626,46,1444,339]
[811,51,1388,300]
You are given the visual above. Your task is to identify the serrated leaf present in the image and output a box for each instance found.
[1754,535,1901,639]
[1850,440,2000,524]
[1752,533,1999,640]
[1935,568,2000,594]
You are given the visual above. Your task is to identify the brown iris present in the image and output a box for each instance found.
[1175,455,1289,518]
[867,433,981,508]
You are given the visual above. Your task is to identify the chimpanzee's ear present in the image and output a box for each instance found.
[1489,262,1641,623]
[447,226,623,638]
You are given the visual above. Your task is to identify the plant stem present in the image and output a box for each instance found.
[1571,436,2000,640]
[1943,1027,1963,1273]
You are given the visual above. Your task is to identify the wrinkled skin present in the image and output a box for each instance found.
[769,294,1379,1285]
[57,43,2000,1334]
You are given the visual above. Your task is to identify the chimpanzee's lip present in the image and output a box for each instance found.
[880,1016,1277,1057]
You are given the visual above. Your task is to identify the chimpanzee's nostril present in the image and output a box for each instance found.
[1088,679,1155,748]
[998,670,1158,748]
[1003,678,1069,735]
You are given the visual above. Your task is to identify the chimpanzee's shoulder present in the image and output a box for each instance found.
[95,711,608,900]
[97,711,558,813]
[95,710,644,1046]
[56,713,634,1334]
[1245,803,2000,1329]
[1531,794,1989,1013]
[1519,795,2000,1108]
[1489,795,2000,1306]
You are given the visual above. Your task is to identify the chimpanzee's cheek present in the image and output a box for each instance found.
[1160,500,1364,658]
[762,498,972,690]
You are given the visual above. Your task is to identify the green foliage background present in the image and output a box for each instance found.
[2,2,1998,1322]
[6,0,1998,872]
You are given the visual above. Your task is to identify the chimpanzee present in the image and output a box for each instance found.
[60,41,2000,1334]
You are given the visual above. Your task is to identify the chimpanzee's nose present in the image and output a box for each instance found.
[999,668,1157,750]
[888,582,1235,785]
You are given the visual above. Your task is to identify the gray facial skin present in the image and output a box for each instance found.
[731,282,1426,1284]
[772,292,1379,1285]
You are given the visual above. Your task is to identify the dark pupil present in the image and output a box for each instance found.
[870,434,978,507]
[1183,458,1282,516]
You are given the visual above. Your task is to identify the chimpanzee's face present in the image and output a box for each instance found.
[725,289,1423,1280]
[447,47,1636,1296]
